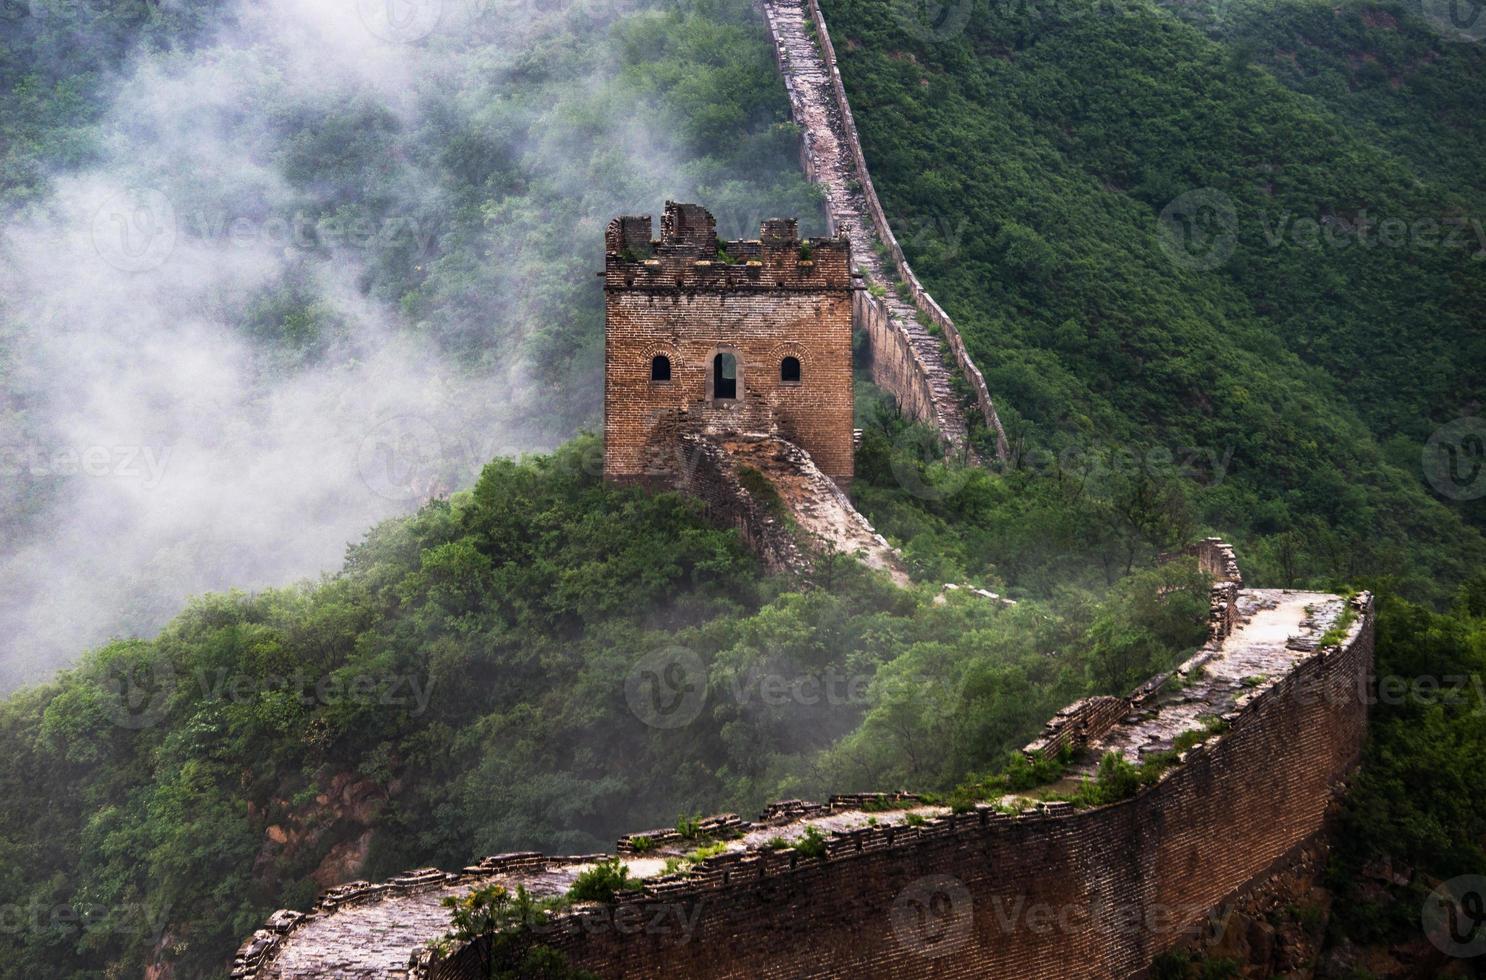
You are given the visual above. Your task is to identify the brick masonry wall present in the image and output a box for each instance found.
[443,600,1373,980]
[1161,537,1245,642]
[853,289,936,427]
[603,233,856,485]
[771,0,1010,458]
[1022,695,1132,762]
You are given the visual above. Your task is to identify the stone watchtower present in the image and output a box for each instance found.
[602,202,855,487]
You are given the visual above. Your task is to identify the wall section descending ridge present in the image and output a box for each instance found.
[761,0,1010,459]
[236,565,1373,980]
[471,597,1372,978]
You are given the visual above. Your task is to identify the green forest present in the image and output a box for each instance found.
[829,0,1486,601]
[0,0,1483,975]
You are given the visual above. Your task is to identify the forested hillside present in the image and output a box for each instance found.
[827,0,1486,970]
[826,0,1486,602]
[0,433,1226,977]
[0,0,1483,976]
[0,0,822,682]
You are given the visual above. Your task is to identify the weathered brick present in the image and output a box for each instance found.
[603,202,855,487]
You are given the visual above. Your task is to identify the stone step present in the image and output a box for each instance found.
[764,0,977,453]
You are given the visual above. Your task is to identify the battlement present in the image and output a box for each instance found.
[603,202,855,487]
[233,541,1376,980]
[604,201,852,292]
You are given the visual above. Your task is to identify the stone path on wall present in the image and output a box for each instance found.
[246,864,587,979]
[1076,590,1352,775]
[762,0,971,451]
[235,585,1368,980]
[716,433,911,586]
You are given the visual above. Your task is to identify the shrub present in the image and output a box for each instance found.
[792,825,828,860]
[685,842,729,863]
[567,859,641,905]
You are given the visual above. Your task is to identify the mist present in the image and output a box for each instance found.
[0,0,804,687]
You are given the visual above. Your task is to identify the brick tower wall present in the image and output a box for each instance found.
[603,205,856,486]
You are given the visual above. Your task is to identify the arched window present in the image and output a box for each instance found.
[713,353,737,400]
[780,356,801,384]
[650,355,671,382]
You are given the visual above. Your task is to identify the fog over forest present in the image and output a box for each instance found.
[0,0,818,687]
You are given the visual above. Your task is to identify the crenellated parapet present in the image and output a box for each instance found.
[603,205,852,293]
[235,541,1375,980]
[1160,536,1245,643]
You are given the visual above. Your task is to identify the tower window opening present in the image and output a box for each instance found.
[714,353,737,400]
[650,355,671,382]
[780,356,801,384]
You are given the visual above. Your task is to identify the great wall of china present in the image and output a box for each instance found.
[233,539,1375,979]
[230,7,1378,977]
[762,0,1010,461]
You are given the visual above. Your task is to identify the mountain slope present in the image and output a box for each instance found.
[824,0,1486,600]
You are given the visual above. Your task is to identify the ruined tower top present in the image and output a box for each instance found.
[602,202,855,486]
[603,202,851,293]
[660,200,716,251]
